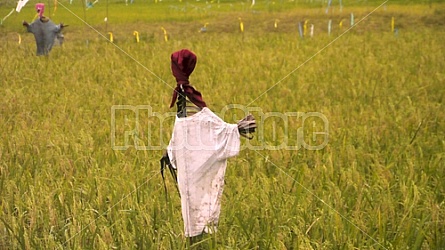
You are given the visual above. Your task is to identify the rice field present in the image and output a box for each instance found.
[1,0,444,249]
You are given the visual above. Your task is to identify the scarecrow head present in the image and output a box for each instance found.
[35,3,45,18]
[169,49,207,109]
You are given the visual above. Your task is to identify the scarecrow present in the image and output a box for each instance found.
[161,49,256,243]
[22,3,66,56]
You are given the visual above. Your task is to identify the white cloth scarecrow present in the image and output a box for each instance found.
[164,49,255,238]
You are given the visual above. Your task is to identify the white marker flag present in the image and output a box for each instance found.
[16,0,30,12]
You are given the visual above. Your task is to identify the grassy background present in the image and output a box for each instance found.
[1,0,445,249]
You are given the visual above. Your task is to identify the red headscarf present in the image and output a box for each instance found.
[169,49,207,108]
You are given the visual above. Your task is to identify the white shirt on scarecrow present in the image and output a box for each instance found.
[167,107,240,237]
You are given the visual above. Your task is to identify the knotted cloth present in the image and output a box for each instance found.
[36,3,45,17]
[169,49,207,108]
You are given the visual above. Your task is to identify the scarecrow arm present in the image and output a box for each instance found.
[22,21,32,33]
[237,114,256,139]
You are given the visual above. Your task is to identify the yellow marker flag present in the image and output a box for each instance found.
[303,20,308,37]
[391,17,395,32]
[274,19,279,29]
[161,27,168,42]
[108,32,113,43]
[133,31,139,43]
[238,17,244,33]
[339,20,343,29]
[53,0,58,16]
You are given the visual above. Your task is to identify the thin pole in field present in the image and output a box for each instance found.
[106,0,109,33]
[83,0,89,46]
[47,0,51,17]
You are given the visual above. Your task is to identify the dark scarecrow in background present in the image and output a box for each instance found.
[22,3,66,56]
[161,49,256,243]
